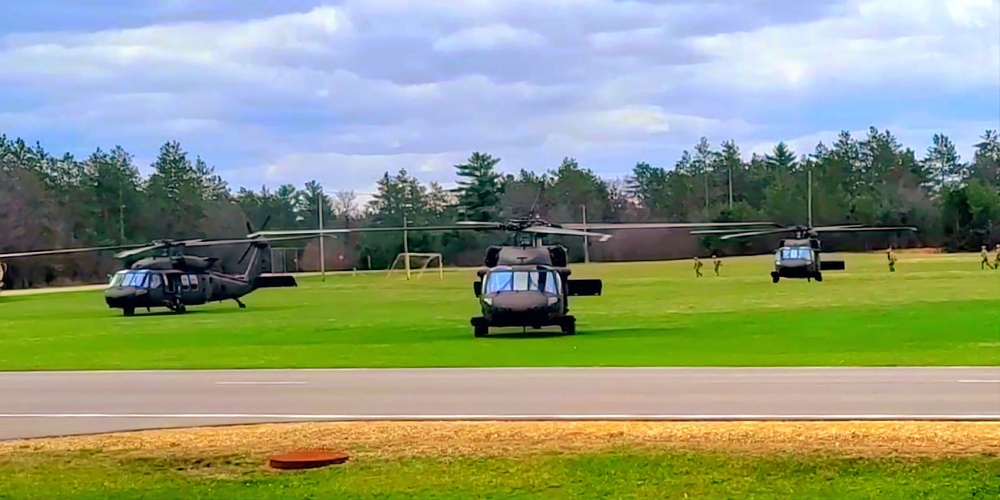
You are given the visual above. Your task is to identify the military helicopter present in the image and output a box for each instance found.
[691,223,918,283]
[0,222,319,315]
[251,215,780,336]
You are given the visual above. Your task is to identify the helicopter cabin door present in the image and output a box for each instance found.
[177,273,208,305]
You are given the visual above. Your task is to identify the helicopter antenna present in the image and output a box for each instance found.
[528,183,543,219]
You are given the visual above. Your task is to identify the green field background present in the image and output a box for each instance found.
[1,252,997,370]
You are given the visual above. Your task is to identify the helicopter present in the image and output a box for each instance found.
[690,223,918,283]
[250,215,781,337]
[0,223,321,315]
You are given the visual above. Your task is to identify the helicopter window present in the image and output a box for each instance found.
[180,274,191,290]
[779,248,813,261]
[148,274,162,290]
[111,271,151,288]
[109,272,126,287]
[188,275,198,290]
[484,270,560,295]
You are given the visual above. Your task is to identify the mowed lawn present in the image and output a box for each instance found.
[0,252,997,370]
[1,451,996,500]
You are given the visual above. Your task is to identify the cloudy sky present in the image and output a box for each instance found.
[1,0,997,198]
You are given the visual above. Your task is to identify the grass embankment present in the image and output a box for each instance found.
[0,252,997,370]
[1,421,997,498]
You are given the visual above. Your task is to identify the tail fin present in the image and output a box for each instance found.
[238,240,271,283]
[239,215,274,285]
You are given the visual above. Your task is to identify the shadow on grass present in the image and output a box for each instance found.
[106,305,297,318]
[483,326,655,339]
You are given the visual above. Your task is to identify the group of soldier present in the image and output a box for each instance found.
[691,245,1000,277]
[692,255,722,277]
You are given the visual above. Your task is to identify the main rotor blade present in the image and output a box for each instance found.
[713,228,799,240]
[815,226,918,233]
[562,221,782,230]
[114,245,165,259]
[0,244,145,259]
[522,225,613,242]
[247,225,495,238]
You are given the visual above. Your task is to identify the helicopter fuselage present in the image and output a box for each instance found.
[470,262,603,337]
[770,238,844,283]
[103,243,296,315]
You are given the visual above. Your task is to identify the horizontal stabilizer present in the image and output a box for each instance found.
[567,279,602,296]
[819,260,846,271]
[256,274,298,288]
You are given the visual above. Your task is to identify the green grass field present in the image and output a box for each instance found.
[1,252,997,370]
[2,450,996,499]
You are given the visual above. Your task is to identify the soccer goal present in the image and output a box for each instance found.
[386,252,444,280]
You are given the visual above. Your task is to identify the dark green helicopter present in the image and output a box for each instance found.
[0,220,319,315]
[691,223,918,282]
[252,216,780,336]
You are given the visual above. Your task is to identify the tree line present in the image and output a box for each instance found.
[1,127,997,289]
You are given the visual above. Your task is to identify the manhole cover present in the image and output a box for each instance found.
[268,450,350,470]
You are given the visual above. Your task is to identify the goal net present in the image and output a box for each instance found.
[386,252,444,280]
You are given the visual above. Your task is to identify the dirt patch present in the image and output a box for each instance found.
[1,421,996,459]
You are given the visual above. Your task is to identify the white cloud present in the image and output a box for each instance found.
[433,24,546,52]
[0,0,996,193]
[689,0,1000,94]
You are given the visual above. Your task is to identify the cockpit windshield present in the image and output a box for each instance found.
[778,247,813,261]
[484,270,560,295]
[109,270,161,289]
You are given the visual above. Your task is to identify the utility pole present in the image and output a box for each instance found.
[402,203,412,280]
[318,192,326,281]
[728,164,733,210]
[119,176,125,244]
[807,167,813,227]
[581,204,590,264]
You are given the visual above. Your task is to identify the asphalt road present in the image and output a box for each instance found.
[1,367,997,440]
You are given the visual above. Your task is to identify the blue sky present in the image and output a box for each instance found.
[1,0,997,199]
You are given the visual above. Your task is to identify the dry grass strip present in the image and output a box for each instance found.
[2,421,998,460]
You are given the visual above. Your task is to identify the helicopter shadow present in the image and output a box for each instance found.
[484,327,590,339]
[487,326,672,340]
[116,304,295,318]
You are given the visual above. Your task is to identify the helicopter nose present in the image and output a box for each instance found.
[489,292,549,311]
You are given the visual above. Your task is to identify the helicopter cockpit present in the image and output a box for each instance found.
[483,269,560,296]
[108,270,163,290]
[776,246,814,262]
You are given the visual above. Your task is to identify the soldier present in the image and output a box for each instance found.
[994,244,1000,270]
[982,246,994,270]
[712,254,722,276]
[887,247,897,272]
[0,259,5,289]
[693,256,703,277]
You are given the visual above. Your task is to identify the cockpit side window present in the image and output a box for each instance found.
[109,272,126,287]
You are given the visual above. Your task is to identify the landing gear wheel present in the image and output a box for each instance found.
[561,318,576,336]
[815,272,823,282]
[474,324,488,338]
[174,304,187,314]
[771,272,780,283]
[123,307,135,317]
